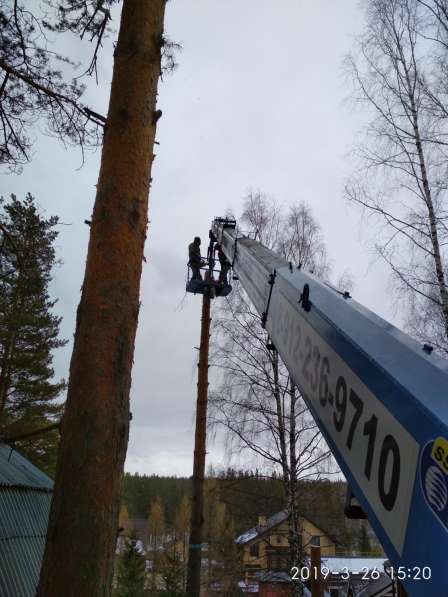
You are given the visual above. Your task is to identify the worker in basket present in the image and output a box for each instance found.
[215,242,231,284]
[188,236,205,280]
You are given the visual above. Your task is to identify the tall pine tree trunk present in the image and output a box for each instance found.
[37,1,166,595]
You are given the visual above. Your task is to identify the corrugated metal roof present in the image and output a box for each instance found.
[0,490,52,597]
[0,443,53,490]
[0,444,53,597]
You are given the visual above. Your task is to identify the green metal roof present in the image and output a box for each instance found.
[0,443,53,490]
[0,443,53,597]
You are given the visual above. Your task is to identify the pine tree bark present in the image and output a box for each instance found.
[37,1,166,595]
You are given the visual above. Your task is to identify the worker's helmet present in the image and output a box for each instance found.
[194,236,201,244]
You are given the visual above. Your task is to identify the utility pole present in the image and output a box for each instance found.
[186,254,214,596]
[310,545,324,597]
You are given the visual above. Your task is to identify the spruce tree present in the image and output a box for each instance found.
[159,544,185,597]
[0,193,66,474]
[116,532,146,597]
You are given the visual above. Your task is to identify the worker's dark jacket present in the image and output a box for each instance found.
[217,247,228,265]
[188,242,201,266]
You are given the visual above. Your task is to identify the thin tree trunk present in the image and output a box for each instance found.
[395,32,448,340]
[0,273,24,420]
[289,381,303,597]
[0,344,11,416]
[0,332,16,420]
[272,353,303,595]
[409,96,448,338]
[272,350,289,481]
[37,2,166,595]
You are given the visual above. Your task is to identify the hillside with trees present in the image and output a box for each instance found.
[122,471,382,556]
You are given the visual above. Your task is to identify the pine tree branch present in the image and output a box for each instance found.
[2,421,60,443]
[0,59,106,126]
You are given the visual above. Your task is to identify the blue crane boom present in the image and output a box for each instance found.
[211,217,448,596]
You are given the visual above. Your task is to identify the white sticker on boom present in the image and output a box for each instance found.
[268,289,419,556]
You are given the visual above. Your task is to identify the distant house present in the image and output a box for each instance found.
[130,517,150,545]
[0,443,53,597]
[236,510,338,585]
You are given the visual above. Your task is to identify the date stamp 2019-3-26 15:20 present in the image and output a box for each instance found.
[290,565,432,583]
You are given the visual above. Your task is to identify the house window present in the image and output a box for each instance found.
[249,542,259,558]
[310,535,320,547]
[277,535,282,544]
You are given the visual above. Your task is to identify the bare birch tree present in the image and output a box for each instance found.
[210,192,335,596]
[345,0,448,353]
[240,190,282,248]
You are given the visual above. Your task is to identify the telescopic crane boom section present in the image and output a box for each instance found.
[210,217,448,597]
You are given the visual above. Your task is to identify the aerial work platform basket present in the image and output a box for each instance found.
[186,265,232,297]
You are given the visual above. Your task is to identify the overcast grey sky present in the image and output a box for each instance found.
[1,0,396,476]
